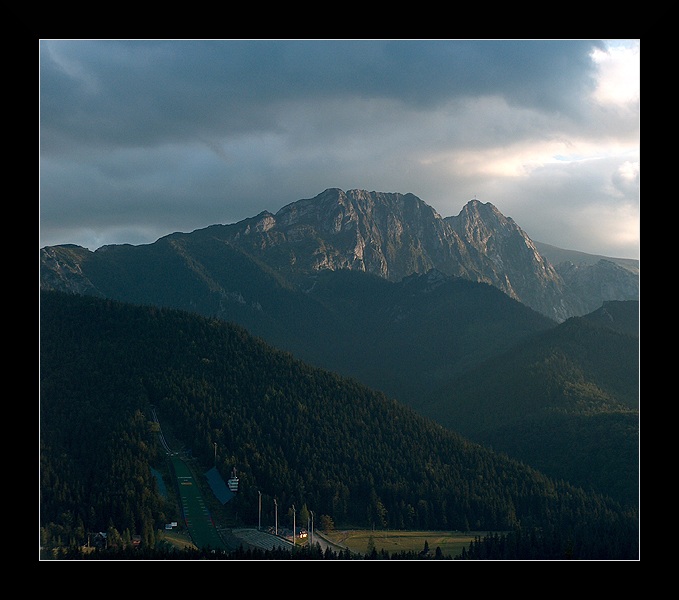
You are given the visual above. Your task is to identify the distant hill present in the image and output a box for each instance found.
[583,300,640,337]
[296,268,557,406]
[534,241,639,273]
[39,291,639,559]
[533,241,639,316]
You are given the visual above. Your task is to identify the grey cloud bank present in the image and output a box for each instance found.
[39,39,639,259]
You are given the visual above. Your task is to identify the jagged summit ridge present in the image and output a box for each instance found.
[446,198,564,299]
[274,188,446,235]
[230,188,468,283]
[449,199,515,246]
[227,188,570,319]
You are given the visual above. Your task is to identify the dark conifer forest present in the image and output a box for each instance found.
[39,291,639,559]
[421,305,639,508]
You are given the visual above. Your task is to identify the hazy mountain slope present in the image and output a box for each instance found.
[301,268,556,406]
[40,291,639,558]
[533,241,640,316]
[40,244,105,297]
[534,241,639,273]
[420,301,639,507]
[39,234,559,410]
[553,259,640,316]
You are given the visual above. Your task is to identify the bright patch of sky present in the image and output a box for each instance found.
[592,40,640,105]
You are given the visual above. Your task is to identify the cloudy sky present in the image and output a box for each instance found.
[39,39,640,259]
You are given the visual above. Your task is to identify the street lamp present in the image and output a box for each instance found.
[292,504,296,546]
[274,498,278,536]
[213,442,217,468]
[258,490,262,531]
[310,510,314,546]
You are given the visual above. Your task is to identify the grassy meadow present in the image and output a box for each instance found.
[321,530,494,558]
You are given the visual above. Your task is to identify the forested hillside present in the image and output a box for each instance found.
[421,301,639,508]
[40,240,558,406]
[40,291,638,559]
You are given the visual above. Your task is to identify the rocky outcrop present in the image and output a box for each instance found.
[40,245,102,297]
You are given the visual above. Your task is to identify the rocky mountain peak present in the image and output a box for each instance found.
[275,188,442,230]
[253,188,458,280]
[449,199,556,270]
[448,199,519,247]
[241,190,573,319]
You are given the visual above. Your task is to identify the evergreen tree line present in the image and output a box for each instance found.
[49,542,443,560]
[458,520,640,560]
[40,291,639,559]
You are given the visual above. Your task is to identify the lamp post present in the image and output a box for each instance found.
[258,490,262,531]
[274,498,278,536]
[310,510,314,547]
[213,442,217,468]
[292,504,296,547]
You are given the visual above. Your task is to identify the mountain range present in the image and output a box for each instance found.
[39,188,640,551]
[41,188,638,322]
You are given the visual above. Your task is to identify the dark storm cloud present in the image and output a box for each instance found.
[41,39,603,152]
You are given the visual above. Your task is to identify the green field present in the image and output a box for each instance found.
[158,529,198,552]
[321,529,496,558]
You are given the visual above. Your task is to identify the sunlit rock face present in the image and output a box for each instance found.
[444,199,575,321]
[224,189,575,320]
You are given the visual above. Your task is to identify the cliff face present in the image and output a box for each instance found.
[226,188,474,281]
[221,189,575,320]
[39,245,103,297]
[445,199,574,321]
